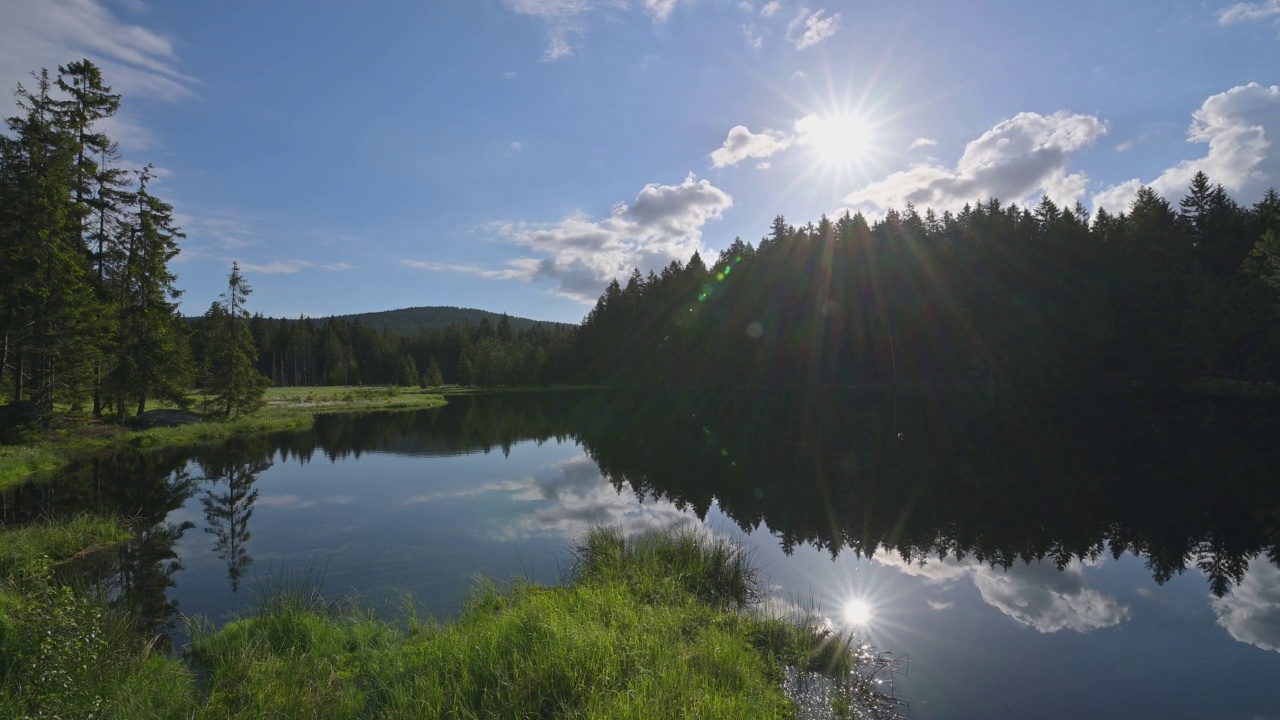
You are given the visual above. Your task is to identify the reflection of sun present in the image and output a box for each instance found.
[801,113,874,168]
[843,598,874,626]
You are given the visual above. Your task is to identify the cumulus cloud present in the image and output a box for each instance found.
[910,137,938,150]
[875,551,1130,634]
[761,0,782,17]
[786,8,841,50]
[478,173,731,303]
[711,113,867,169]
[1210,556,1280,652]
[844,111,1108,214]
[503,0,685,60]
[742,23,764,48]
[1092,83,1280,213]
[1218,0,1280,25]
[710,125,793,167]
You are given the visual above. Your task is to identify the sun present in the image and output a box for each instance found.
[842,598,874,626]
[800,113,874,168]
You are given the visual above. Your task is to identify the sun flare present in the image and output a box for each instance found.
[842,598,874,626]
[801,113,873,168]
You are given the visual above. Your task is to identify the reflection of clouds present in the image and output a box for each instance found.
[401,481,531,506]
[1211,557,1280,653]
[926,600,953,611]
[503,456,695,539]
[258,494,356,509]
[399,455,696,539]
[874,552,1130,634]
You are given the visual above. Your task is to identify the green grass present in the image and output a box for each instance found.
[0,524,887,719]
[0,514,129,581]
[0,386,448,491]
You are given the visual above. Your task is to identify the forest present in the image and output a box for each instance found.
[572,183,1280,388]
[5,59,1280,424]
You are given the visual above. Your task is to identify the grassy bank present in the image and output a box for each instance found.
[0,386,448,492]
[1,526,885,719]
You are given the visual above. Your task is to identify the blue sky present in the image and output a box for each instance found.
[3,0,1279,323]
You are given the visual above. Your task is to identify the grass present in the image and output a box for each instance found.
[0,514,129,581]
[0,385,448,491]
[0,524,889,719]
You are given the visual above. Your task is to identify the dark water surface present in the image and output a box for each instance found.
[7,389,1280,718]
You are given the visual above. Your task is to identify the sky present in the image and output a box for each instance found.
[2,0,1279,323]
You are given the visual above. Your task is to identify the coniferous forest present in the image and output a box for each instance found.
[6,60,1280,419]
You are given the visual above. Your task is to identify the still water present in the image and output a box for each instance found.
[7,389,1280,718]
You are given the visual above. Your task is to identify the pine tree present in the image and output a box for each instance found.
[0,70,95,415]
[425,357,444,386]
[110,165,191,415]
[204,262,271,417]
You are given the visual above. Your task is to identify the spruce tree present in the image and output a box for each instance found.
[205,262,271,417]
[110,165,191,415]
[0,70,95,415]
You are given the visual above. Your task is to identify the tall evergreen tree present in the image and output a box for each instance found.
[0,70,95,415]
[204,262,271,417]
[109,165,191,415]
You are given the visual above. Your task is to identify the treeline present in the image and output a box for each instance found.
[574,176,1280,387]
[193,313,575,388]
[0,61,191,419]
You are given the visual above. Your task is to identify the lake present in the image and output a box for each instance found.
[7,389,1280,718]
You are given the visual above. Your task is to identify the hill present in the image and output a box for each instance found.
[313,306,571,335]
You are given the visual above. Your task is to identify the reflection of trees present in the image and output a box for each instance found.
[198,439,271,592]
[577,389,1280,597]
[6,449,199,640]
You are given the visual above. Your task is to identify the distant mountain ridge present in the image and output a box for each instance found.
[275,306,573,335]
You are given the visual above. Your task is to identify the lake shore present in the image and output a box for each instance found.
[0,386,458,492]
[0,524,878,719]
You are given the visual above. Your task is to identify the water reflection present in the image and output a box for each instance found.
[875,551,1129,634]
[197,439,269,592]
[1212,557,1280,652]
[4,389,1280,660]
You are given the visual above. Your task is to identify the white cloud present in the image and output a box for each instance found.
[756,161,771,170]
[925,599,954,611]
[786,8,840,50]
[875,551,1130,634]
[508,141,525,155]
[1093,83,1280,213]
[0,0,196,161]
[399,259,540,281]
[910,137,938,150]
[171,206,261,261]
[0,0,196,117]
[480,174,731,302]
[742,23,764,48]
[761,0,782,17]
[710,125,793,167]
[845,111,1107,213]
[1210,556,1280,653]
[238,259,356,275]
[503,0,684,61]
[641,0,686,21]
[1218,0,1280,25]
